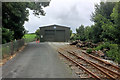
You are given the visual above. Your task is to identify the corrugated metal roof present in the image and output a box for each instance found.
[39,24,70,29]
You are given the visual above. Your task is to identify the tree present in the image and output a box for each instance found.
[76,25,86,41]
[2,2,50,43]
[35,28,40,39]
[98,2,120,44]
[91,2,115,21]
[90,2,116,43]
[70,30,72,37]
[110,1,120,44]
[2,27,14,44]
[84,26,92,41]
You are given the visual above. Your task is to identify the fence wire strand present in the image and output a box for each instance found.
[1,39,25,59]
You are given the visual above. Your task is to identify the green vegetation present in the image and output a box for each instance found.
[23,33,36,43]
[94,42,110,51]
[86,48,92,54]
[70,33,77,41]
[35,29,40,39]
[70,30,72,38]
[2,27,14,43]
[94,42,120,63]
[71,2,120,63]
[76,25,85,41]
[2,2,50,44]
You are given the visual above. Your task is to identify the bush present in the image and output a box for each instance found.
[94,42,110,51]
[106,44,120,63]
[94,42,120,63]
[86,48,92,54]
[2,27,14,44]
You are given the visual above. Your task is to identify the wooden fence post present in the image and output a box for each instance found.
[11,40,13,55]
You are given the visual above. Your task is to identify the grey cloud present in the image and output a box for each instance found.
[24,0,100,33]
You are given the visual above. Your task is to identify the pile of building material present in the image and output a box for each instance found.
[70,40,98,48]
[92,50,105,57]
[70,40,78,45]
[70,40,105,57]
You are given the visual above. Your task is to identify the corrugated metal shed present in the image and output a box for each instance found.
[39,24,70,42]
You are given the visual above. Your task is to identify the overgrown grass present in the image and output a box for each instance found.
[86,48,93,54]
[23,33,36,43]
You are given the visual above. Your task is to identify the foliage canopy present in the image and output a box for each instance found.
[2,2,50,44]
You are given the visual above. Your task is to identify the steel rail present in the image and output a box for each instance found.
[81,51,120,70]
[59,47,120,70]
[90,61,120,77]
[66,50,118,79]
[58,51,101,80]
[64,45,120,70]
[70,51,120,76]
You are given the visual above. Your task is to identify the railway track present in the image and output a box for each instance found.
[58,47,120,79]
[63,45,120,72]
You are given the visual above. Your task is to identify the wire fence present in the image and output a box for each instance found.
[1,39,25,59]
[1,37,36,59]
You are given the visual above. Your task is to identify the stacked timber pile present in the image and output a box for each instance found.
[70,40,78,45]
[70,40,98,48]
[70,40,105,57]
[92,50,105,57]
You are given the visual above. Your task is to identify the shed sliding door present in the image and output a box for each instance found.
[45,30,55,42]
[56,30,65,42]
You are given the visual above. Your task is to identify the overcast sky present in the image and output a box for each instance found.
[24,0,101,33]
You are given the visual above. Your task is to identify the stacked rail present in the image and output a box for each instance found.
[58,48,120,79]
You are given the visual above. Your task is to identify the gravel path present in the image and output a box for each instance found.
[2,42,75,78]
